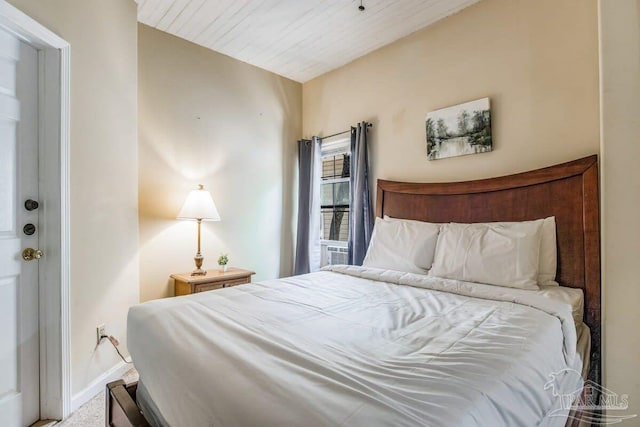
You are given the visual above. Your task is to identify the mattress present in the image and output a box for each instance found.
[129,266,583,427]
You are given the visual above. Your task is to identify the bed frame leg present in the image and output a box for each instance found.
[105,380,150,427]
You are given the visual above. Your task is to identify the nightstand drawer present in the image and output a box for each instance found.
[220,277,250,288]
[194,283,224,293]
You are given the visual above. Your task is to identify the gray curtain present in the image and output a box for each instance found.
[294,137,322,275]
[348,122,374,265]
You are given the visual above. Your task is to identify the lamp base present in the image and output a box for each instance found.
[191,252,206,276]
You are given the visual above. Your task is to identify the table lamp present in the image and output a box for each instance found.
[177,184,220,275]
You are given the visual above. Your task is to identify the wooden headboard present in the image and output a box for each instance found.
[376,155,601,385]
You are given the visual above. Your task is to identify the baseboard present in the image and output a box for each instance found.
[71,361,131,413]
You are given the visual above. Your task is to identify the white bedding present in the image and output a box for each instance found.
[128,267,582,427]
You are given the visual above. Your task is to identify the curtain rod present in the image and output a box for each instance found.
[319,123,372,140]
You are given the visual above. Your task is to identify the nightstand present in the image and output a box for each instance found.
[171,268,255,296]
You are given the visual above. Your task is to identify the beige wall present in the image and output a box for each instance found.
[599,0,640,416]
[6,0,139,397]
[138,25,301,302]
[303,0,600,185]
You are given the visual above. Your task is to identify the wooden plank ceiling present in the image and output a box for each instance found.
[137,0,481,83]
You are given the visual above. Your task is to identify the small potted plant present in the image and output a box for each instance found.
[217,253,229,272]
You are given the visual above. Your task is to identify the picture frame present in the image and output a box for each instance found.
[426,97,492,160]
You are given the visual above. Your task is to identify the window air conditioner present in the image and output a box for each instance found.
[327,245,348,265]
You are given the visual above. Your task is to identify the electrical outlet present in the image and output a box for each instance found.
[96,324,106,345]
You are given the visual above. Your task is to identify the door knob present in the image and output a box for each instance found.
[22,248,43,261]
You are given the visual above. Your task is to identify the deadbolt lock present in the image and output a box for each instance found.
[24,199,39,211]
[22,248,43,261]
[23,223,36,235]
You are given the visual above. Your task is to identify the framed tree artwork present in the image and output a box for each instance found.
[426,97,492,160]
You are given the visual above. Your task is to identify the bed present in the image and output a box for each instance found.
[107,155,600,427]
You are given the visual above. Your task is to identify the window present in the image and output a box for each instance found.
[320,138,350,266]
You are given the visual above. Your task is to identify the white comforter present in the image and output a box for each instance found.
[128,267,582,427]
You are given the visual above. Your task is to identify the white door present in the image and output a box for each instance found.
[0,27,41,426]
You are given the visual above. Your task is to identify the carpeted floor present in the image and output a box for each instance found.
[55,368,139,427]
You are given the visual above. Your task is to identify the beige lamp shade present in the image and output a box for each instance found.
[177,184,221,221]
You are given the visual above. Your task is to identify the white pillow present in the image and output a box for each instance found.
[430,220,544,290]
[382,216,443,271]
[481,217,558,286]
[363,217,440,274]
[538,217,558,286]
